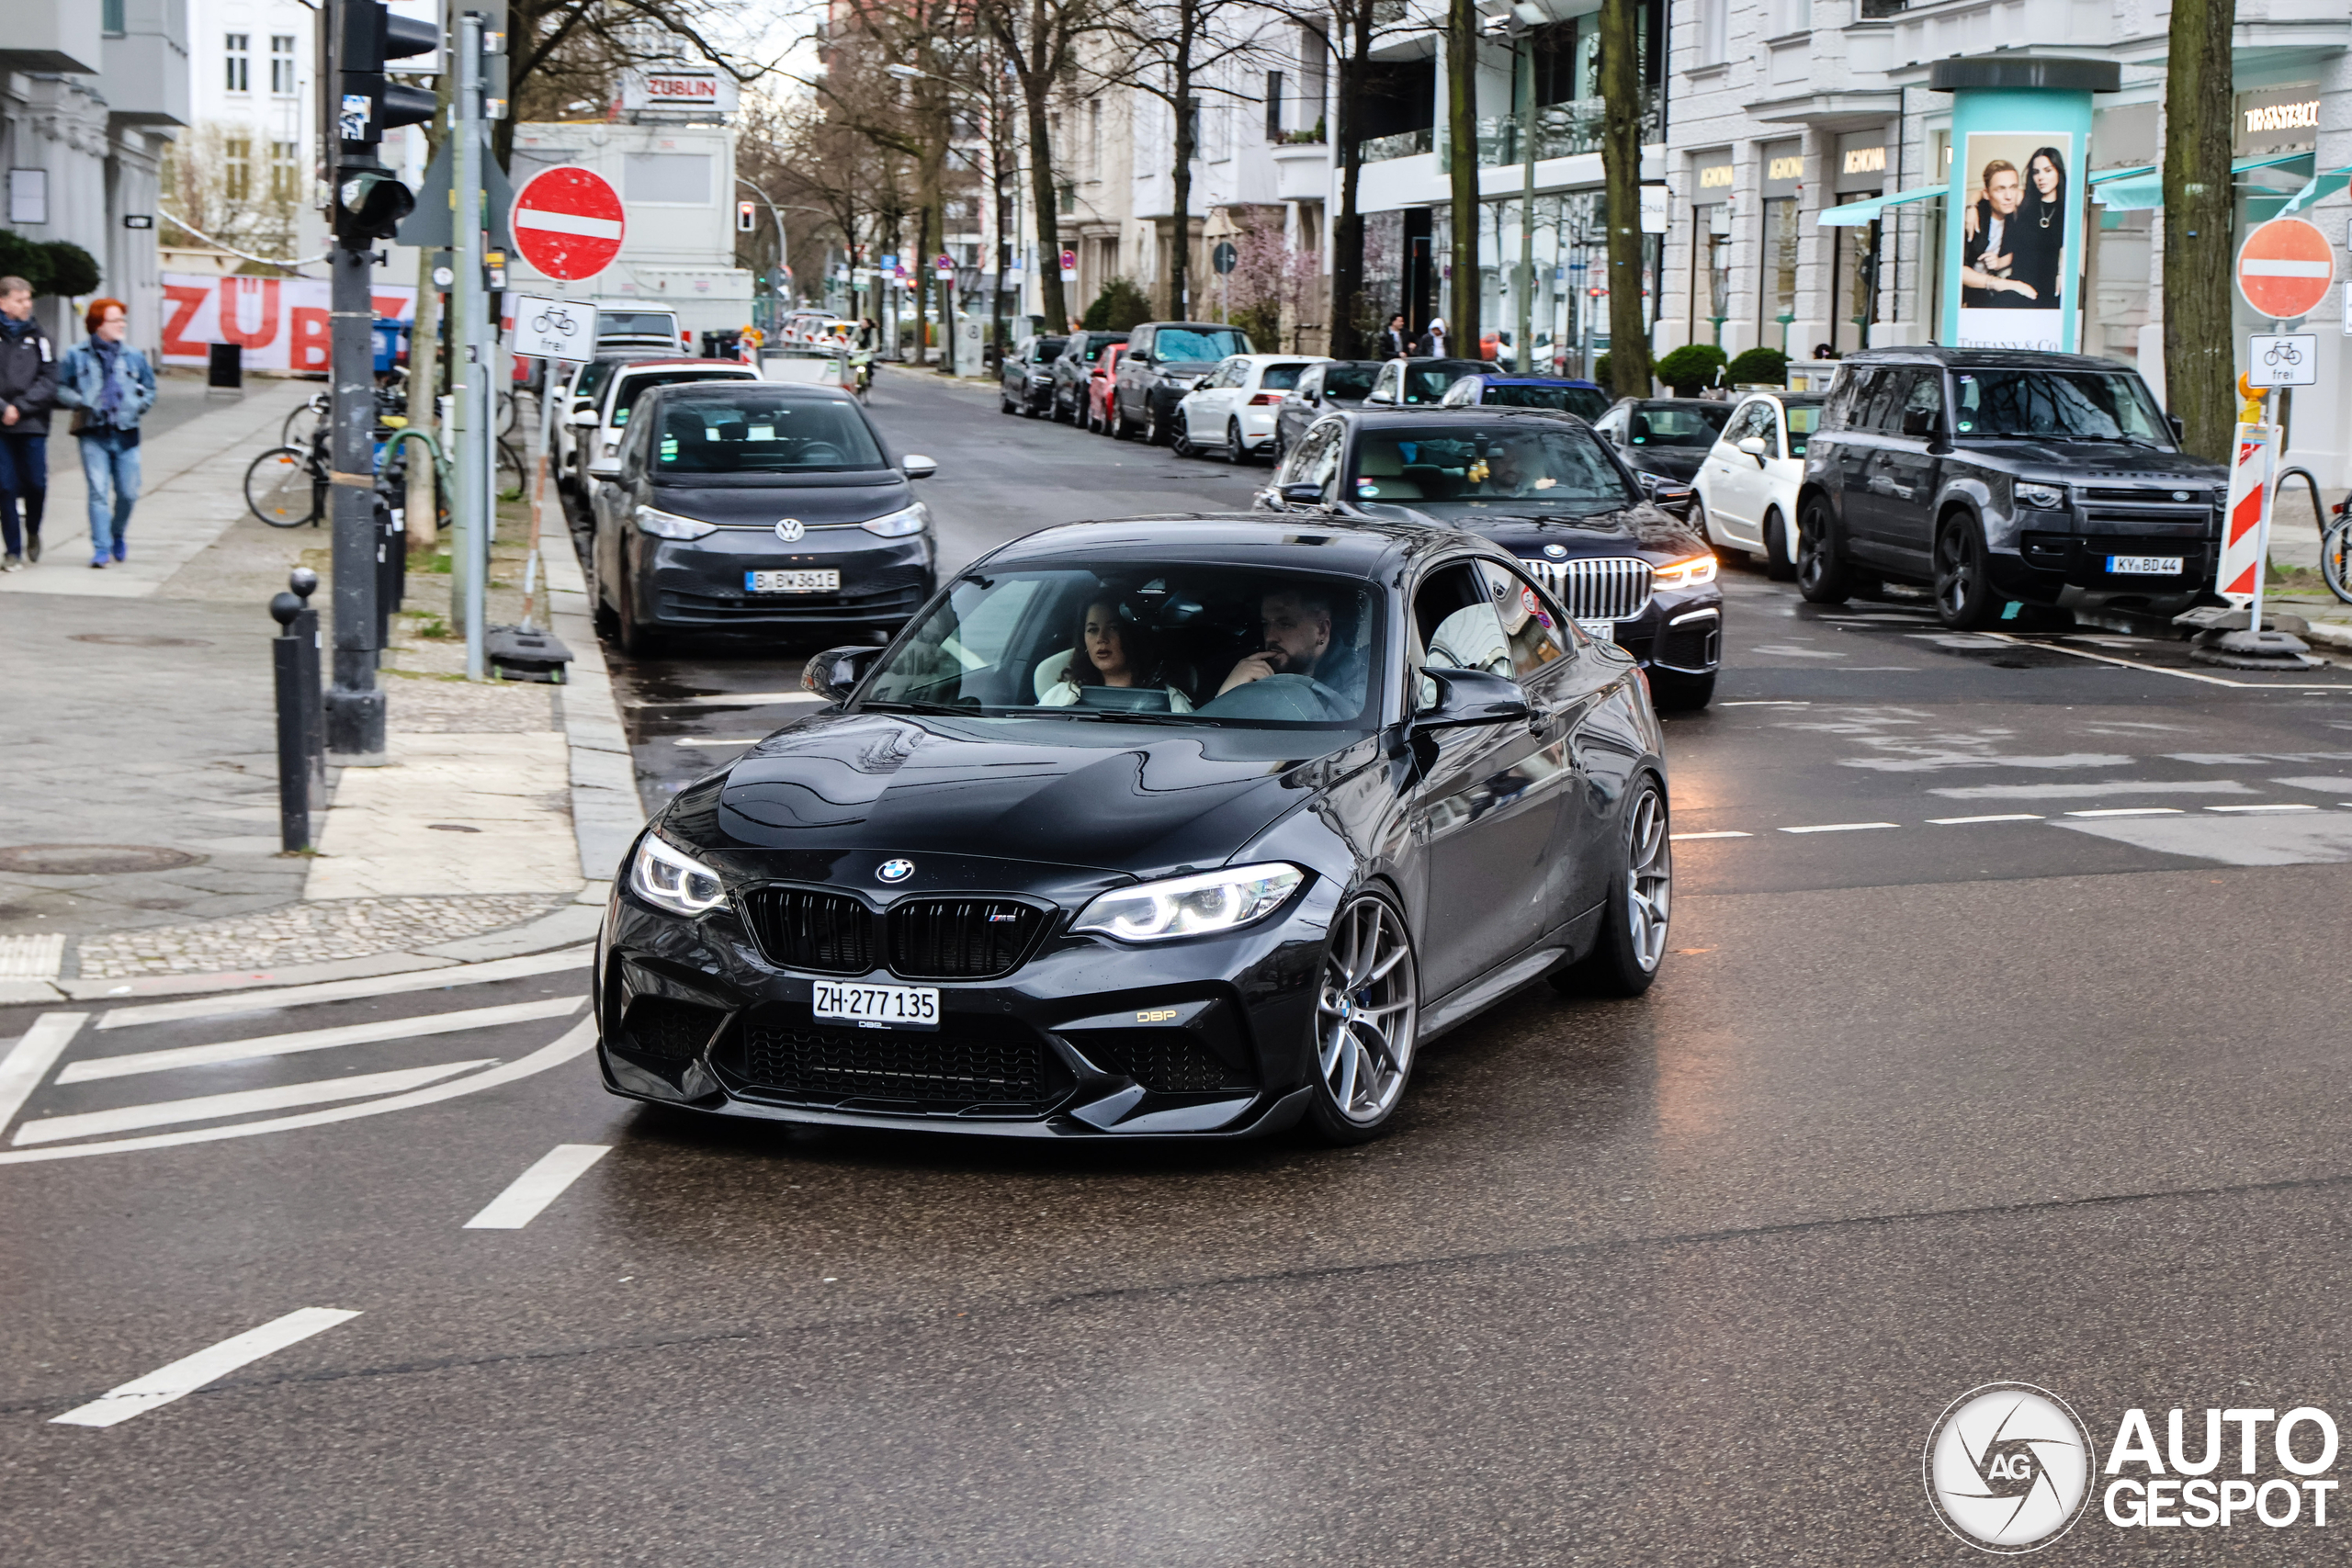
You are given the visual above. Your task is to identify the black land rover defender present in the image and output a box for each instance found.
[1795,348,2227,628]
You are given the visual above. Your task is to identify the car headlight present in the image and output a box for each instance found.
[2017,481,2067,509]
[1072,863,1305,942]
[630,832,727,916]
[860,501,929,538]
[1652,553,1718,590]
[636,505,715,540]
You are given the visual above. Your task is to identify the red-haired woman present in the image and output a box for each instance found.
[54,298,155,569]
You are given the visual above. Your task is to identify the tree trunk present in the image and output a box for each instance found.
[1170,44,1197,318]
[1023,79,1070,330]
[1444,0,1479,348]
[2161,0,2234,460]
[1598,0,1651,397]
[1327,8,1368,358]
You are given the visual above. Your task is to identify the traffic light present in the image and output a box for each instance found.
[335,0,438,151]
[337,169,415,239]
[737,200,758,233]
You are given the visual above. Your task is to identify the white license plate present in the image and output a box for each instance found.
[813,981,938,1030]
[1575,616,1618,641]
[2108,555,2184,575]
[746,570,841,593]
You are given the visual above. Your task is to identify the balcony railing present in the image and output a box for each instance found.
[1360,127,1434,163]
[1476,96,1660,166]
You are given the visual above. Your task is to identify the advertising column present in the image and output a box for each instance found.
[1930,57,2121,351]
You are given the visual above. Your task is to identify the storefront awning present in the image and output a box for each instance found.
[1815,186,1947,228]
[2280,167,2352,215]
[2089,152,2311,211]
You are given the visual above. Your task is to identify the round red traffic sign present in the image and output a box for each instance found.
[509,166,625,282]
[2235,217,2335,321]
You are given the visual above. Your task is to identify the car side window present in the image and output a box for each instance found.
[1857,370,1904,434]
[1285,422,1343,497]
[1476,561,1571,680]
[1296,366,1322,399]
[1413,563,1518,695]
[1899,371,1944,434]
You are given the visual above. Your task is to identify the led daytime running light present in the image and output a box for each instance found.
[631,833,727,916]
[1653,553,1719,589]
[1073,863,1306,943]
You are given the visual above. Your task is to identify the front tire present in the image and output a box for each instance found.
[1226,418,1249,464]
[614,554,660,659]
[1552,776,1671,998]
[1691,493,1724,548]
[1762,507,1796,581]
[1796,497,1854,604]
[1145,402,1170,446]
[1933,515,2003,630]
[245,447,321,527]
[1304,892,1419,1145]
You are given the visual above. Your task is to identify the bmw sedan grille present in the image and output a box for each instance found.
[1525,556,1654,629]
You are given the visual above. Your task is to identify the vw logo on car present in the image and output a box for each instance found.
[775,518,806,542]
[876,858,915,883]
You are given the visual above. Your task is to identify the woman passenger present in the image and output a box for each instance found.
[1042,597,1195,711]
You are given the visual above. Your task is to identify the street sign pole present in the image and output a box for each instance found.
[451,9,487,677]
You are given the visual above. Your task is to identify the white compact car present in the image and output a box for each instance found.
[564,357,763,488]
[1173,353,1329,462]
[1690,390,1826,581]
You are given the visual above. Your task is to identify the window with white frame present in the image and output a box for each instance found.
[226,34,252,93]
[225,136,253,199]
[270,36,297,95]
[1695,0,1726,63]
[269,141,299,200]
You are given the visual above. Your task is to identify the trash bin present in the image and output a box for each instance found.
[207,343,243,389]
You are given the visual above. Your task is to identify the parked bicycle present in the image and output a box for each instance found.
[247,417,517,528]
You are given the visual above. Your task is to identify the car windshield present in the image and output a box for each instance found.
[862,565,1384,729]
[1034,338,1068,362]
[1080,335,1123,361]
[1401,367,1474,403]
[652,397,887,474]
[1324,366,1380,400]
[1783,402,1821,455]
[1628,403,1732,447]
[1261,362,1314,390]
[598,311,674,337]
[1351,424,1634,514]
[1155,328,1250,363]
[1952,369,2173,446]
[611,370,752,426]
[1482,384,1610,420]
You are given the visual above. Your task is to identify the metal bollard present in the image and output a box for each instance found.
[273,570,325,852]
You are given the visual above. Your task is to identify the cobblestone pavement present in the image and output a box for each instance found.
[69,893,571,977]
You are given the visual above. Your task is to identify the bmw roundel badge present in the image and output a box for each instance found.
[1544,543,1568,559]
[775,518,806,543]
[876,858,915,883]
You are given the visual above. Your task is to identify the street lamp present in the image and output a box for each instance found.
[735,178,790,321]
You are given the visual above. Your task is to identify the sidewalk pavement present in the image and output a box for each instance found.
[0,372,645,1004]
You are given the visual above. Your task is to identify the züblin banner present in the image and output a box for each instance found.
[1933,58,2120,353]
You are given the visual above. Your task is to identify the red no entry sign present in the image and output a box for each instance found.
[2235,218,2335,321]
[509,167,625,282]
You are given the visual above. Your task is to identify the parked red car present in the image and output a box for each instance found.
[1086,342,1127,435]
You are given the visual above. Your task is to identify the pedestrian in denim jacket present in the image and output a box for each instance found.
[54,298,155,569]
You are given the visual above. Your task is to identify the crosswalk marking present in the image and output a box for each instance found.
[12,1060,492,1147]
[1928,814,2043,825]
[60,996,584,1084]
[50,1308,361,1428]
[0,1013,85,1138]
[98,946,591,1032]
[463,1145,613,1229]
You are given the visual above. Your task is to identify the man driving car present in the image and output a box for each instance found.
[1216,587,1335,696]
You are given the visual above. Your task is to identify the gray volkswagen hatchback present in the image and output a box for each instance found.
[589,382,939,655]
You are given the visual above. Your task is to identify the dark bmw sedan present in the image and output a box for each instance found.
[1256,408,1724,708]
[589,382,938,654]
[1590,398,1734,505]
[597,518,1674,1143]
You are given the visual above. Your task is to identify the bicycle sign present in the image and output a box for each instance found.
[507,293,593,362]
[2248,333,2318,389]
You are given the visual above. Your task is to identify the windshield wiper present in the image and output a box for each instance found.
[860,699,968,715]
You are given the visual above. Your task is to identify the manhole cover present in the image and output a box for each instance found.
[0,844,207,875]
[68,634,213,648]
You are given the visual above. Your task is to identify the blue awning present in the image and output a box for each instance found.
[2091,152,2311,211]
[1815,186,1947,228]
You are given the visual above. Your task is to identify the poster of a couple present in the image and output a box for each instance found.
[1953,135,2074,351]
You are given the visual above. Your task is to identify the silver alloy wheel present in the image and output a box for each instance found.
[1316,897,1418,1124]
[1623,786,1672,973]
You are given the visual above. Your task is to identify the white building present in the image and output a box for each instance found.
[1,0,187,356]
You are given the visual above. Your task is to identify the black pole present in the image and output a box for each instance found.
[323,235,387,761]
[271,584,320,852]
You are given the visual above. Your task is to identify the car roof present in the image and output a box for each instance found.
[1396,357,1491,372]
[1338,405,1597,429]
[1838,346,2136,372]
[1613,397,1734,409]
[1477,375,1602,389]
[612,357,756,373]
[651,379,856,401]
[1739,390,1825,405]
[975,513,1502,580]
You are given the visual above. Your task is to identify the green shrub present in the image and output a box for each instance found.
[1591,352,1611,389]
[1726,346,1789,387]
[0,231,52,296]
[1081,277,1153,333]
[1655,344,1728,397]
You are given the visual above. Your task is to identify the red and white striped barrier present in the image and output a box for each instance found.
[2214,421,2275,606]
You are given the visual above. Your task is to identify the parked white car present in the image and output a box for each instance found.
[1173,353,1329,462]
[563,357,763,488]
[1690,390,1826,581]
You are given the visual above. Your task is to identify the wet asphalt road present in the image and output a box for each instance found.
[9,370,2352,1563]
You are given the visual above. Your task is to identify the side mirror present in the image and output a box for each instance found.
[1279,482,1326,506]
[1413,667,1532,730]
[2166,414,2185,443]
[802,644,886,703]
[1736,435,1770,461]
[569,408,600,427]
[587,457,621,481]
[902,454,937,479]
[1900,407,1937,437]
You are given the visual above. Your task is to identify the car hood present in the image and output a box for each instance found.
[647,472,910,527]
[1956,440,2227,484]
[665,711,1335,878]
[1620,447,1707,481]
[1351,500,1706,561]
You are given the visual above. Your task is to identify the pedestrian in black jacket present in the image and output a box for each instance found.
[1375,315,1409,359]
[0,275,55,570]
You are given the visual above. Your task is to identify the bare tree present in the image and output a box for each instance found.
[1597,0,1650,396]
[2161,0,2233,458]
[500,0,764,165]
[978,0,1114,333]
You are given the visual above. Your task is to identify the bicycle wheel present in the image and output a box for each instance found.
[245,446,322,527]
[280,396,324,448]
[497,391,518,436]
[2322,520,2352,605]
[496,438,526,498]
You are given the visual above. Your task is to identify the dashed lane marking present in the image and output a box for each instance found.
[2208,803,2319,813]
[59,996,586,1084]
[13,1061,493,1146]
[673,738,764,748]
[1927,814,2045,825]
[1780,822,1901,834]
[1670,830,1752,840]
[49,1308,361,1428]
[625,691,820,708]
[98,946,591,1032]
[463,1144,613,1229]
[2066,807,2183,818]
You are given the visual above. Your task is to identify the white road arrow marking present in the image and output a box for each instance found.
[99,946,589,1032]
[0,1012,85,1139]
[12,1061,492,1146]
[62,996,583,1083]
